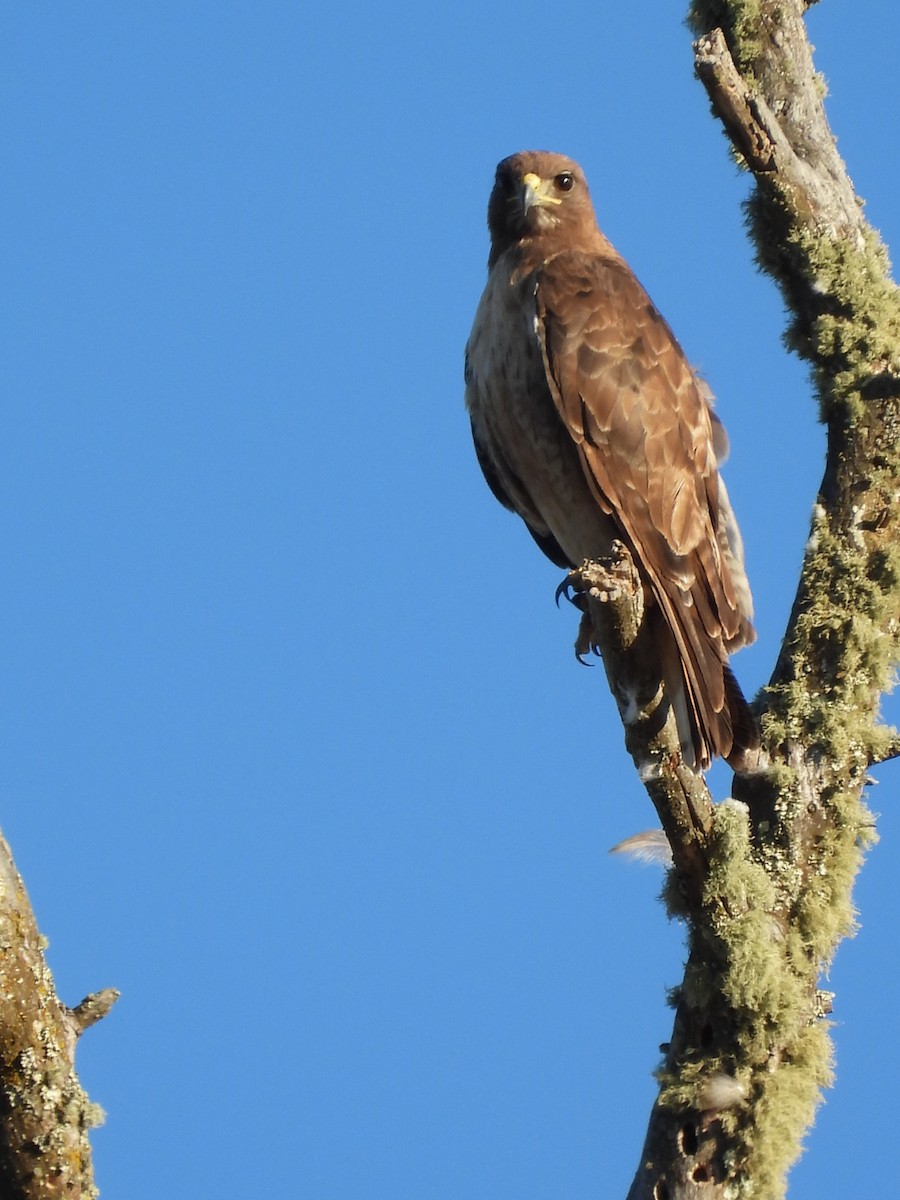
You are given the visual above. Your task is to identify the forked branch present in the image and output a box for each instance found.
[619,4,900,1197]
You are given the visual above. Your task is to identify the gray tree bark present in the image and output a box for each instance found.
[572,4,900,1197]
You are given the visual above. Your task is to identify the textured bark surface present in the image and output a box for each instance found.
[0,834,117,1198]
[570,4,900,1197]
[565,552,717,903]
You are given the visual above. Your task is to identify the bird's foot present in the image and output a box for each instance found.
[557,546,643,663]
[554,567,600,662]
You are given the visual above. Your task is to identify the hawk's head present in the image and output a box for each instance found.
[487,151,598,266]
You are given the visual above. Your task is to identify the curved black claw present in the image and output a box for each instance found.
[575,640,603,666]
[555,570,584,608]
[574,612,601,665]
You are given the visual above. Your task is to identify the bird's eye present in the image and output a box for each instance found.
[554,172,575,192]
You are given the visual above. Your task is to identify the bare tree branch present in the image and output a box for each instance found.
[563,550,718,904]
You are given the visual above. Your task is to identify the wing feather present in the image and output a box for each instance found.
[534,250,752,763]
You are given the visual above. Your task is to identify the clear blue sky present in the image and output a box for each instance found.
[3,4,898,1197]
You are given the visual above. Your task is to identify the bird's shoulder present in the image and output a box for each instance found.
[533,248,709,436]
[534,248,679,360]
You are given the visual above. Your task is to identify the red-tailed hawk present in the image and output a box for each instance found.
[465,151,756,769]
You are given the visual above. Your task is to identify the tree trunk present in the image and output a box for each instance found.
[576,4,900,1196]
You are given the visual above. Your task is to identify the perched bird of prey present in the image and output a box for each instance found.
[465,150,756,769]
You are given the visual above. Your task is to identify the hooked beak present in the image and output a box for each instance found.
[520,172,562,212]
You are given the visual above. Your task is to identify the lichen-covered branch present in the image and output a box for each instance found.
[623,5,900,1198]
[0,832,117,1198]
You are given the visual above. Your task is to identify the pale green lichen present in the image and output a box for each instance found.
[665,6,900,1194]
[764,504,900,766]
[658,803,837,1197]
[84,1101,107,1129]
[795,227,900,423]
[688,0,765,69]
[729,1022,835,1199]
[684,395,893,1193]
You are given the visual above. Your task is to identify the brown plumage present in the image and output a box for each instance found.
[465,151,756,769]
